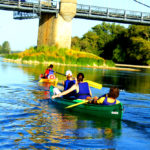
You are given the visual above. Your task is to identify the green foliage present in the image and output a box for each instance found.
[77,57,93,66]
[105,60,115,67]
[5,45,112,67]
[5,54,19,60]
[147,60,150,66]
[0,45,2,53]
[65,55,77,64]
[97,59,104,66]
[113,45,125,63]
[0,41,11,54]
[71,22,150,65]
[22,56,30,61]
[58,48,67,56]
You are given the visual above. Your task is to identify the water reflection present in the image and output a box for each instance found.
[13,63,150,94]
[18,98,122,149]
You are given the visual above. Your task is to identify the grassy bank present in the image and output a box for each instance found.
[5,46,115,67]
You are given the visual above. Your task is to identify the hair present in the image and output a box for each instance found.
[108,87,119,99]
[49,64,53,68]
[77,73,84,82]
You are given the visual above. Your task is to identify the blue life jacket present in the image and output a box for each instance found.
[63,80,76,99]
[99,95,116,105]
[76,82,91,99]
[48,69,54,75]
[64,80,75,90]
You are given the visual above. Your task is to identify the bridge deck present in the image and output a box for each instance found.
[0,0,150,25]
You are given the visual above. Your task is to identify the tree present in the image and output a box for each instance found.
[113,45,126,63]
[92,22,126,58]
[126,37,150,65]
[71,36,80,50]
[80,31,99,55]
[125,25,150,65]
[0,45,2,54]
[1,41,11,54]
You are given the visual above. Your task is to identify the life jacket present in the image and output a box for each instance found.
[48,74,55,79]
[48,69,54,75]
[47,69,55,79]
[63,80,76,99]
[76,82,91,99]
[98,95,117,105]
[64,80,76,90]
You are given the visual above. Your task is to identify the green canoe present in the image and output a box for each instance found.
[50,86,123,120]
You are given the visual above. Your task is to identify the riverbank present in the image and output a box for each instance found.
[3,58,140,72]
[116,64,150,69]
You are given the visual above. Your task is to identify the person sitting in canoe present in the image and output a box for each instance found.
[63,70,76,90]
[40,64,56,79]
[47,64,56,79]
[62,70,76,99]
[89,87,120,105]
[52,73,92,100]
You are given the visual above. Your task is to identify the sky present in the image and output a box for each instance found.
[0,0,150,51]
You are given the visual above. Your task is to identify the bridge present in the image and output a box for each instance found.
[1,0,150,49]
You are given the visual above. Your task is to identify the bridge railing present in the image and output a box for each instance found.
[0,0,59,19]
[0,0,59,9]
[1,0,150,24]
[76,4,150,23]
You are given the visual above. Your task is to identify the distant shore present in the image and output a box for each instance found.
[116,64,150,69]
[3,58,142,72]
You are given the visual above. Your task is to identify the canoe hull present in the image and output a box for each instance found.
[39,78,58,86]
[50,85,123,120]
[50,97,123,120]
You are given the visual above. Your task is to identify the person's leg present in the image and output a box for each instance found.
[53,87,61,95]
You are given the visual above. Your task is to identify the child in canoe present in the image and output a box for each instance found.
[89,87,120,105]
[62,70,76,99]
[63,70,76,91]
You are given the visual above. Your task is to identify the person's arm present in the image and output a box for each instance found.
[52,84,76,99]
[89,88,92,97]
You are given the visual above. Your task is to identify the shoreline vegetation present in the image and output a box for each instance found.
[3,46,142,72]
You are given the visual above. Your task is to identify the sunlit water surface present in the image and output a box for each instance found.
[0,58,150,150]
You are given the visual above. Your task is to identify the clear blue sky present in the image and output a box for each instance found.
[0,0,150,51]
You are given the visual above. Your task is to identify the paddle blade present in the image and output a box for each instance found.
[65,100,88,109]
[85,80,102,89]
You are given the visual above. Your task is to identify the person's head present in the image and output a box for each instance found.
[49,64,53,69]
[66,70,72,79]
[77,73,84,82]
[108,87,119,99]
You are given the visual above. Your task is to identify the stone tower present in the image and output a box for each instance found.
[37,0,77,49]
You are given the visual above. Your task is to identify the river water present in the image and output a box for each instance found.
[0,57,150,150]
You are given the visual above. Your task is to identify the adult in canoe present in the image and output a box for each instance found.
[62,70,76,99]
[90,87,120,105]
[40,64,56,79]
[52,73,92,100]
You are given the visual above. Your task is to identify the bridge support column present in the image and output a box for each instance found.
[37,0,77,49]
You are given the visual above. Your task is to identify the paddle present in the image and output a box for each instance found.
[65,100,89,109]
[53,71,102,89]
[84,80,102,89]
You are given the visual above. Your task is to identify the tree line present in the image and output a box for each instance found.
[71,22,150,65]
[0,41,11,54]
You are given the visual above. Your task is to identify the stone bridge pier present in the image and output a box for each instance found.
[37,0,77,49]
